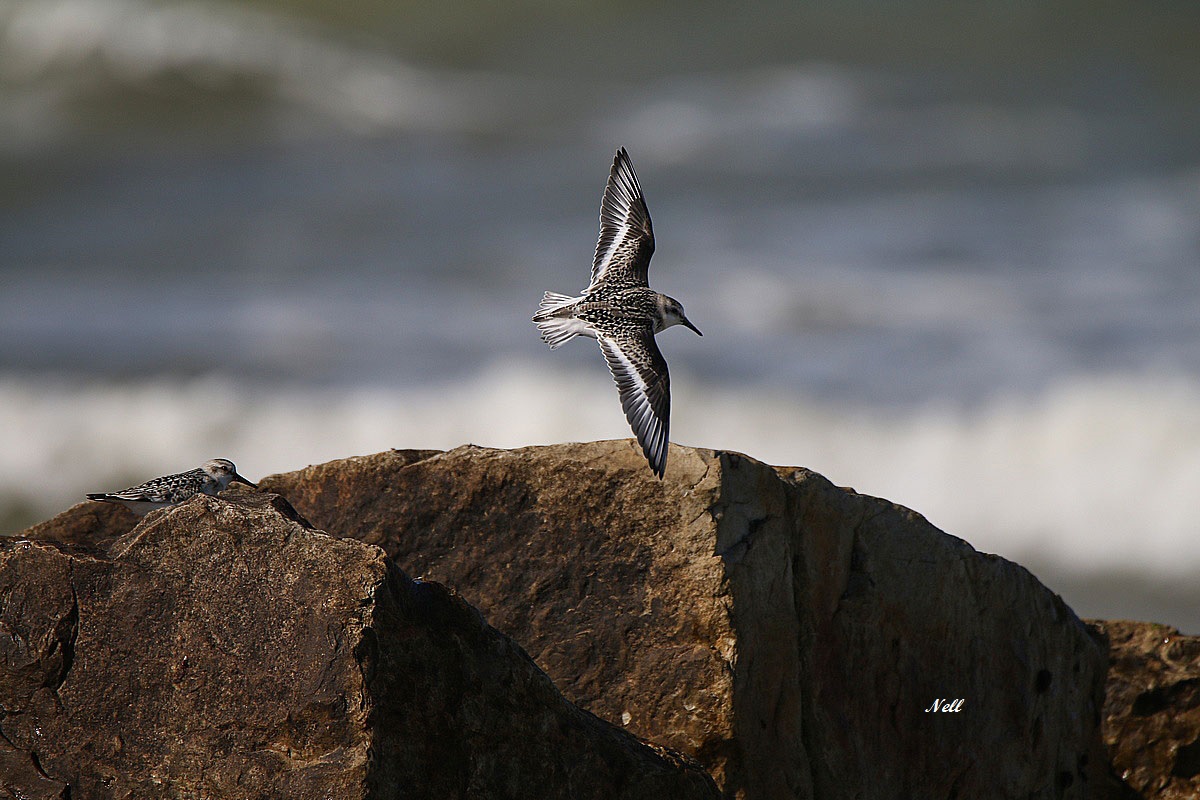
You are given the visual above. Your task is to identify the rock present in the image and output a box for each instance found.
[18,497,138,551]
[260,441,1108,799]
[1,489,719,799]
[1090,619,1200,800]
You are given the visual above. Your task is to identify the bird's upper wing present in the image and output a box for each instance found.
[588,148,655,290]
[597,328,671,478]
[98,468,203,503]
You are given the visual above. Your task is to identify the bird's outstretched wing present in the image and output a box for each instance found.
[589,147,655,290]
[597,328,671,478]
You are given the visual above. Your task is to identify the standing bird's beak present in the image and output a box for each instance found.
[681,316,702,336]
[232,472,257,488]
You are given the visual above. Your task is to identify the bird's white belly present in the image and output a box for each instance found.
[114,499,174,517]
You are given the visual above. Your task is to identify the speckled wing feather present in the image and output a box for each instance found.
[588,148,655,290]
[597,328,671,478]
[87,467,208,504]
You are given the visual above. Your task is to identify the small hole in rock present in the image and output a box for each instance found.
[1173,739,1200,778]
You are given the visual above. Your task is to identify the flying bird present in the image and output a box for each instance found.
[533,147,701,478]
[86,458,256,516]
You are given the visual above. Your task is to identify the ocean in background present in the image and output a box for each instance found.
[2,0,1199,629]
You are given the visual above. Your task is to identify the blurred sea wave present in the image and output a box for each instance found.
[2,0,1199,627]
[5,368,1200,575]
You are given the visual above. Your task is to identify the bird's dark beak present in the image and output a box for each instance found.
[682,317,702,336]
[233,472,257,488]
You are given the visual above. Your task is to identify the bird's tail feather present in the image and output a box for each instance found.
[532,291,576,320]
[532,291,589,349]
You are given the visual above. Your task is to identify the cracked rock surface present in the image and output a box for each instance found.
[1090,620,1200,800]
[3,488,718,799]
[260,441,1108,799]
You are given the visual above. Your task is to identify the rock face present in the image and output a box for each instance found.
[260,441,1109,800]
[2,489,719,799]
[1091,619,1200,800]
[17,497,138,550]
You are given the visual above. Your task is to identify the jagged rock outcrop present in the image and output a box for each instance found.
[1090,619,1200,800]
[17,496,138,550]
[259,441,1109,799]
[2,490,719,799]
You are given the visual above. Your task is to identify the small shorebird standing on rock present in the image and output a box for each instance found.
[86,458,256,516]
[533,147,701,478]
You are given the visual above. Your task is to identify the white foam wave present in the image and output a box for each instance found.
[3,368,1199,582]
[684,375,1200,578]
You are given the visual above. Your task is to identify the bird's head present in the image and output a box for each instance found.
[203,458,257,489]
[656,295,702,336]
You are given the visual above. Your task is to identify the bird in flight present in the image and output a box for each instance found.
[533,147,701,478]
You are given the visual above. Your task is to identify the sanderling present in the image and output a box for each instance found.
[86,458,256,516]
[533,147,701,478]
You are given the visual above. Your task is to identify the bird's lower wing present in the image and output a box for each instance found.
[597,331,671,478]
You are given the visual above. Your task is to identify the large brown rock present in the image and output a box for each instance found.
[1,489,719,799]
[260,441,1108,799]
[1090,619,1200,800]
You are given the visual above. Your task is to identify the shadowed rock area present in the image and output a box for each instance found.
[3,489,719,799]
[258,441,1108,799]
[1090,620,1200,800]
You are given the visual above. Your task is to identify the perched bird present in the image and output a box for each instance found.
[86,458,256,516]
[533,147,701,478]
